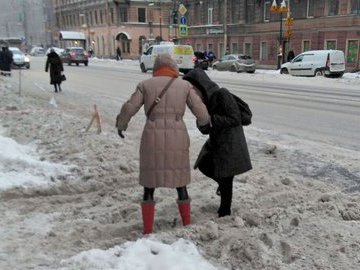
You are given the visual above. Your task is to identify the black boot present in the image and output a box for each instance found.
[58,84,62,92]
[217,177,234,217]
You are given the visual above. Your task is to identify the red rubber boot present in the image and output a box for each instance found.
[141,200,155,234]
[177,199,191,226]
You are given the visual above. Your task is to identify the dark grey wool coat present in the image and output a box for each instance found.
[45,51,64,85]
[184,68,252,180]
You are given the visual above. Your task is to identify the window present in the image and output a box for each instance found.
[196,44,201,51]
[120,7,128,22]
[208,8,213,24]
[260,42,268,60]
[138,8,146,23]
[302,40,311,52]
[219,43,224,57]
[325,40,337,50]
[307,0,314,17]
[347,40,359,63]
[208,44,213,51]
[264,1,270,22]
[95,10,98,25]
[232,43,238,54]
[100,10,103,24]
[244,43,252,57]
[328,0,339,16]
[351,0,360,14]
[230,0,237,23]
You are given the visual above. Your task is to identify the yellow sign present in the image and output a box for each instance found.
[285,30,293,38]
[178,4,187,16]
[285,16,294,26]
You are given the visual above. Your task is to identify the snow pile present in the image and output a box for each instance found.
[60,238,222,270]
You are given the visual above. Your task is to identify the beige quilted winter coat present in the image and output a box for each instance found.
[116,75,209,188]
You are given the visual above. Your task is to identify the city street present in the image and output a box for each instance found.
[26,56,360,151]
[1,57,360,270]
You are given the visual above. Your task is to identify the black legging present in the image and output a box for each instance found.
[217,176,234,217]
[143,186,189,201]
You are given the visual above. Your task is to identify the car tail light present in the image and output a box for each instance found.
[69,52,76,57]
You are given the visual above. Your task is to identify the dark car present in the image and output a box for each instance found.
[60,47,89,66]
[193,51,209,70]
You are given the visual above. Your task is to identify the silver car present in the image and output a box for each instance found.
[212,54,256,73]
[9,47,30,69]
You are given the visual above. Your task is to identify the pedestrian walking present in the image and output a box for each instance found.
[45,48,64,93]
[184,68,252,217]
[115,54,210,234]
[287,50,295,62]
[0,44,13,77]
[116,46,122,61]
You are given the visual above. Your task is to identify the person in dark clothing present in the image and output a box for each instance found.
[0,45,13,76]
[45,49,64,92]
[287,50,295,62]
[183,68,252,217]
[116,46,122,61]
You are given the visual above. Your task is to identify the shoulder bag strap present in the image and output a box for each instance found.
[146,77,176,118]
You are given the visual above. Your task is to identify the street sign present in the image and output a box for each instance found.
[178,4,187,16]
[180,16,186,25]
[178,24,188,37]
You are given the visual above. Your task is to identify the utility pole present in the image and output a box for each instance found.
[223,0,227,56]
[105,0,111,57]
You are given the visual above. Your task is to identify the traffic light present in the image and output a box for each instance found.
[172,10,178,24]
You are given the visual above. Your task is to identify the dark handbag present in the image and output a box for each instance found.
[194,139,215,179]
[61,74,66,81]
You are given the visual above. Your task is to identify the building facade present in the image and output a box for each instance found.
[53,0,360,70]
[0,0,55,50]
[54,0,175,59]
[181,0,360,70]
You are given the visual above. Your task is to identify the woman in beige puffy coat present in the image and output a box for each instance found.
[116,54,210,234]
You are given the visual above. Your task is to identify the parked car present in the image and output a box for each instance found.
[194,51,209,70]
[140,42,194,74]
[280,50,345,78]
[60,47,89,66]
[9,47,30,69]
[212,54,256,73]
[46,47,64,56]
[29,47,45,56]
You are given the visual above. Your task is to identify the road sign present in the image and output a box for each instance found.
[180,16,186,25]
[178,4,187,16]
[178,24,188,37]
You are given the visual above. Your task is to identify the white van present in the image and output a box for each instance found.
[139,42,194,74]
[280,50,345,78]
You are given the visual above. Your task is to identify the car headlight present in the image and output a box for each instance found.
[24,56,30,63]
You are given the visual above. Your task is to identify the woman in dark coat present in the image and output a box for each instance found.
[45,49,64,92]
[184,68,252,217]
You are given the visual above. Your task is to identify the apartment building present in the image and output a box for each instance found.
[182,0,360,70]
[53,0,360,69]
[54,0,174,59]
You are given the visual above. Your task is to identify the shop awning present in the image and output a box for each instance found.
[59,31,86,40]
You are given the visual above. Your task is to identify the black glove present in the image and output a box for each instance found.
[117,129,125,138]
[198,122,211,135]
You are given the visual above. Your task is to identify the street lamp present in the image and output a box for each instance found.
[270,0,288,69]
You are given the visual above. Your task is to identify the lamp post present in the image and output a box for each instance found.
[270,0,288,69]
